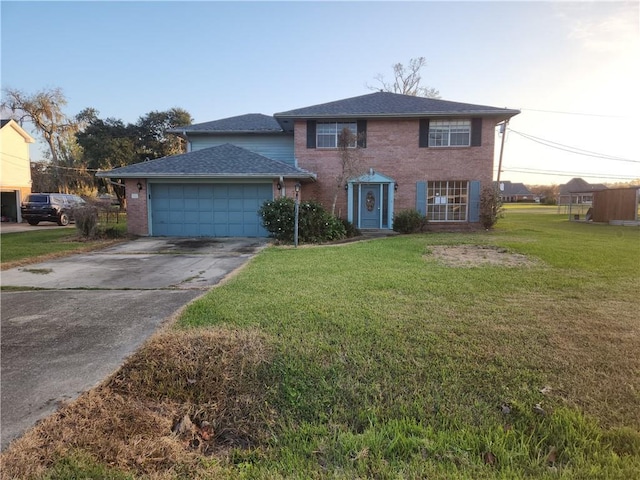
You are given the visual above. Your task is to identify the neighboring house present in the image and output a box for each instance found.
[496,181,534,203]
[557,177,607,205]
[97,92,519,237]
[1,119,35,223]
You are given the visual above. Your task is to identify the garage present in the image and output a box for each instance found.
[96,144,315,237]
[150,183,272,237]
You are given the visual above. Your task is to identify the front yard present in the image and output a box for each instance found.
[1,218,127,270]
[2,207,639,479]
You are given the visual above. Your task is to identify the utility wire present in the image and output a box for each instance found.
[501,167,638,180]
[518,107,627,118]
[508,128,640,163]
[30,162,100,172]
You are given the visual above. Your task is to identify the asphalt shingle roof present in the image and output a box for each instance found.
[559,178,608,194]
[497,181,533,196]
[274,92,520,119]
[168,114,284,133]
[96,143,314,179]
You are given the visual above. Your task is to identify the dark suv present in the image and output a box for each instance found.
[21,193,86,226]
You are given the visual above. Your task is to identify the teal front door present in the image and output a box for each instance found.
[360,184,381,228]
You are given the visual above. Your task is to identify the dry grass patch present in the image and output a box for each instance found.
[0,327,275,479]
[428,245,541,268]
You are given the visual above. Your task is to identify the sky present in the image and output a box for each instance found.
[1,0,639,186]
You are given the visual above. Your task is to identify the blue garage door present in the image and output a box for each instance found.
[150,183,272,237]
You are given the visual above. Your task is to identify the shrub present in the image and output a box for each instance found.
[259,197,347,243]
[340,218,361,238]
[258,197,296,242]
[392,209,428,234]
[479,186,504,229]
[73,205,99,238]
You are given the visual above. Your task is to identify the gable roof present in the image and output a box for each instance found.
[96,143,315,180]
[274,92,520,121]
[167,114,284,134]
[559,177,608,194]
[497,181,533,196]
[0,119,35,143]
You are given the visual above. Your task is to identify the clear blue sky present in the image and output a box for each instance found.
[2,0,639,185]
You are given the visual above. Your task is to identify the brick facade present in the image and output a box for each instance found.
[125,179,149,235]
[294,118,496,219]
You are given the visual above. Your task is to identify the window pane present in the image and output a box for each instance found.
[429,120,470,147]
[317,134,336,148]
[317,123,337,134]
[427,181,469,221]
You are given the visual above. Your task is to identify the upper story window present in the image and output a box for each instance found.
[429,120,471,147]
[317,122,357,149]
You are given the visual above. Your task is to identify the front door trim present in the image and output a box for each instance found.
[346,169,396,230]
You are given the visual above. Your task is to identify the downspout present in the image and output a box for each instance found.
[279,176,285,197]
[181,130,191,153]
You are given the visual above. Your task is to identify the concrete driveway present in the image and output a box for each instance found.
[0,237,268,450]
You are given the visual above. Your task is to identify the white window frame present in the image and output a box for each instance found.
[427,180,469,222]
[316,121,357,149]
[428,120,471,147]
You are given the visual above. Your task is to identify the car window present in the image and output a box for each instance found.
[25,195,49,203]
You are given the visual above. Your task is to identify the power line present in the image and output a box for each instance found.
[30,162,100,172]
[501,167,638,180]
[519,107,627,119]
[508,128,640,163]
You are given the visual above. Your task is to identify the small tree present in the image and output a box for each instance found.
[330,127,365,216]
[479,186,504,229]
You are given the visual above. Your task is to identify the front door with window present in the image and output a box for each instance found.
[360,184,381,228]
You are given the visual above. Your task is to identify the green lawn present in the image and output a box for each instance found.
[1,220,127,269]
[178,209,640,478]
[2,209,639,479]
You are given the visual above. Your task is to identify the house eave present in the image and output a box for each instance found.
[167,129,288,135]
[96,172,317,181]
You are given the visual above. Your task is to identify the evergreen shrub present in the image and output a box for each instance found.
[259,197,347,243]
[392,209,428,234]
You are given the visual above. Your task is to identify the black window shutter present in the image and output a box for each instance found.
[307,120,316,148]
[357,119,367,148]
[419,119,430,148]
[471,118,482,146]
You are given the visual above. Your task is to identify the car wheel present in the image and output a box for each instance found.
[58,213,70,226]
[27,220,40,226]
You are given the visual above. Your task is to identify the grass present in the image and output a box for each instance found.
[1,207,639,479]
[0,221,128,270]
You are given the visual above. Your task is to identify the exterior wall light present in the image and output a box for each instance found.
[276,181,282,190]
[394,183,399,192]
[137,181,143,191]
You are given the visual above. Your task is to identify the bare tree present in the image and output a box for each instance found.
[330,127,365,216]
[368,57,440,98]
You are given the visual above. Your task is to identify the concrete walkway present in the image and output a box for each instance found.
[0,237,268,450]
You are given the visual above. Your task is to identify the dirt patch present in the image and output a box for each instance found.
[428,245,540,268]
[0,327,275,479]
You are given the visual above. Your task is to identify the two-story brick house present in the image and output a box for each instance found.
[97,92,519,237]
